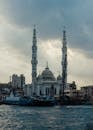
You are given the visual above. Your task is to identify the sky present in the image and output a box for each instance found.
[0,0,93,88]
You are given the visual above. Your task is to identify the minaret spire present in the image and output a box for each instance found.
[46,61,49,69]
[31,25,38,95]
[61,28,67,96]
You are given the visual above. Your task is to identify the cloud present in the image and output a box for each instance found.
[0,0,93,87]
[0,0,93,57]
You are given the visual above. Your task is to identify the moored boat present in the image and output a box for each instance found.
[19,96,34,106]
[31,96,56,106]
[59,95,88,105]
[3,91,20,105]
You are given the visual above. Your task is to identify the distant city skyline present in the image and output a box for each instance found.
[0,0,93,88]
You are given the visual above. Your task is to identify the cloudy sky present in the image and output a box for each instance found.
[0,0,93,88]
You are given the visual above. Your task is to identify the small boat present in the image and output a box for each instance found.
[3,91,20,105]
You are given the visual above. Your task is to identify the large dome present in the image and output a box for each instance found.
[41,66,55,81]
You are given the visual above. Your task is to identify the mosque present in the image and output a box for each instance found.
[24,27,72,97]
[35,64,62,97]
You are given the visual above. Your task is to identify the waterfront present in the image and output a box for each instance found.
[0,105,93,130]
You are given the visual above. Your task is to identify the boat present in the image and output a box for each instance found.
[3,91,20,105]
[19,96,56,106]
[19,96,34,106]
[59,95,86,105]
[0,96,3,105]
[31,96,56,106]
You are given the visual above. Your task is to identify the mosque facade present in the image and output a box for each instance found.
[36,65,62,96]
[24,27,70,97]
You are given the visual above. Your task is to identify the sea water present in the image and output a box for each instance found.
[0,105,93,130]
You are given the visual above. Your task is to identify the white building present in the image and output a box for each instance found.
[23,84,32,97]
[23,27,77,97]
[24,65,76,97]
[24,65,62,97]
[36,65,62,97]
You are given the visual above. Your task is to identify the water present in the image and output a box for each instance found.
[0,105,93,130]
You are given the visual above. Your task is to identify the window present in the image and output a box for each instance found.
[40,90,42,95]
[55,88,56,95]
[46,88,49,95]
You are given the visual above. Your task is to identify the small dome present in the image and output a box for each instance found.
[37,74,42,80]
[41,66,55,81]
[57,75,62,80]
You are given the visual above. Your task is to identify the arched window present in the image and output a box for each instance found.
[40,90,42,95]
[46,88,49,96]
[50,85,54,96]
[46,88,47,95]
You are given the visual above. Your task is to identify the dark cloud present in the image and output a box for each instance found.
[0,0,93,85]
[0,0,93,58]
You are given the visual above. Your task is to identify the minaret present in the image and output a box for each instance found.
[31,26,38,95]
[61,28,67,96]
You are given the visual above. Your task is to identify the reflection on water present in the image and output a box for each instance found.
[0,105,93,130]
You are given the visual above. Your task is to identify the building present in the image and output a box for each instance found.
[11,74,25,89]
[65,81,77,97]
[23,84,32,97]
[80,85,93,97]
[23,27,76,97]
[0,83,11,94]
[20,74,25,89]
[36,65,62,97]
[30,26,64,97]
[0,83,12,100]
